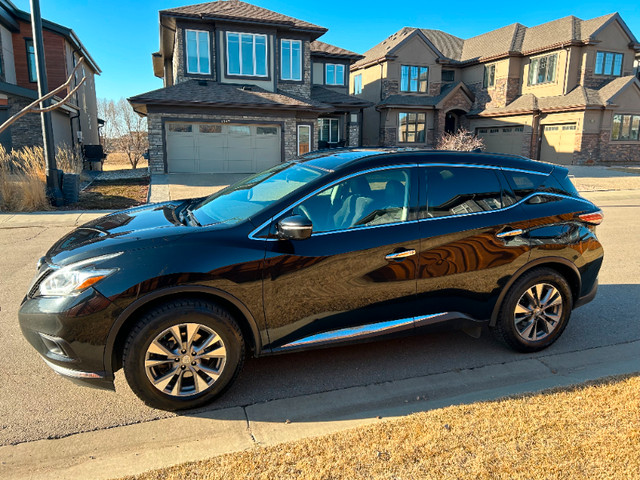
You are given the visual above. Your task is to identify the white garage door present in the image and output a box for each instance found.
[476,126,526,156]
[166,122,281,173]
[540,124,577,165]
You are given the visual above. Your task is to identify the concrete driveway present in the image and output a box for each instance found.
[149,173,249,203]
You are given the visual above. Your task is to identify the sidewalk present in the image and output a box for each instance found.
[1,340,638,480]
[0,210,111,228]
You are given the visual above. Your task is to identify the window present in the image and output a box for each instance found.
[318,118,340,143]
[401,65,428,92]
[426,167,503,217]
[353,74,362,94]
[528,53,557,85]
[595,51,623,76]
[26,39,36,82]
[398,112,426,143]
[612,114,640,141]
[227,32,267,77]
[186,30,210,75]
[294,168,411,233]
[442,70,455,82]
[483,64,495,88]
[199,124,222,134]
[257,126,278,135]
[229,125,251,135]
[281,39,302,81]
[297,124,311,156]
[167,123,193,133]
[325,64,345,85]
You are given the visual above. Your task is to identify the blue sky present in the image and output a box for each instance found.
[11,0,640,101]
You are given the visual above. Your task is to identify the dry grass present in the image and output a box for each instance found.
[123,375,640,480]
[437,128,485,151]
[68,177,149,210]
[104,152,148,171]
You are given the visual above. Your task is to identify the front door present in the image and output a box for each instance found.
[262,167,420,351]
[445,112,457,134]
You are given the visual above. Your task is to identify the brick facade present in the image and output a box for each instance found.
[574,130,640,165]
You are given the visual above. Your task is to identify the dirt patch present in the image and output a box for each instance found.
[65,177,149,210]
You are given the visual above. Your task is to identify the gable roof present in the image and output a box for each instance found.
[353,12,639,70]
[377,81,474,109]
[161,0,326,36]
[311,86,372,108]
[310,41,363,61]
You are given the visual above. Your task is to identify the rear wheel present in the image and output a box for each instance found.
[123,299,245,410]
[492,268,572,352]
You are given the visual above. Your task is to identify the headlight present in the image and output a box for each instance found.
[38,252,122,297]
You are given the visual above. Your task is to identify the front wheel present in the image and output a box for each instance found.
[492,268,573,352]
[122,299,245,411]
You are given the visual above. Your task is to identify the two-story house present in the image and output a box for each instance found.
[352,13,640,165]
[129,0,370,175]
[0,0,101,153]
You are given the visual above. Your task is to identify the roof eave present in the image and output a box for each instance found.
[126,98,334,113]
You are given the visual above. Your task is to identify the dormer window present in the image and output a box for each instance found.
[281,39,302,81]
[186,30,211,75]
[325,64,344,85]
[595,51,623,76]
[227,32,267,77]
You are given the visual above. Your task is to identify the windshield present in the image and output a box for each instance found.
[191,162,326,226]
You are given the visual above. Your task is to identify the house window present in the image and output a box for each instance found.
[398,112,426,143]
[186,30,210,75]
[528,53,557,85]
[281,39,302,81]
[298,124,311,155]
[26,39,37,82]
[227,32,267,77]
[442,70,455,82]
[612,114,640,141]
[595,51,623,76]
[319,118,339,143]
[353,74,362,94]
[325,64,344,85]
[483,64,495,88]
[400,65,428,93]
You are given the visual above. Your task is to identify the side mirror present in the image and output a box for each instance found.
[277,215,313,240]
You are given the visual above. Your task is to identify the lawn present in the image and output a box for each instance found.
[69,176,150,210]
[122,375,640,480]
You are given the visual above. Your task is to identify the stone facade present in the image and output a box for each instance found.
[6,95,43,150]
[428,82,441,97]
[575,130,640,165]
[434,88,474,141]
[347,121,359,147]
[381,79,399,100]
[173,27,185,85]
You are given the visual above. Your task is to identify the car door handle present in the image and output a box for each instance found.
[496,229,524,238]
[385,249,416,261]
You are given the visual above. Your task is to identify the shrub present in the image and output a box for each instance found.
[436,128,485,151]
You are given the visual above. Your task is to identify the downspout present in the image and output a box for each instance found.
[563,46,571,95]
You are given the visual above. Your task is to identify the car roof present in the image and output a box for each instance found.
[300,148,555,175]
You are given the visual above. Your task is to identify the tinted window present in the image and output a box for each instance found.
[427,167,503,217]
[502,170,575,201]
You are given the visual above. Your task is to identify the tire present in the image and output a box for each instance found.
[492,268,573,353]
[122,299,245,411]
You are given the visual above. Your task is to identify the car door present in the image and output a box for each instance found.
[262,166,421,351]
[416,165,531,322]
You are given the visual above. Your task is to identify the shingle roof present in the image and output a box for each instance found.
[378,82,473,108]
[310,41,363,60]
[128,80,332,113]
[353,12,635,69]
[161,0,326,34]
[310,86,372,108]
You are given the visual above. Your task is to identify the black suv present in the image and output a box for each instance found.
[19,150,603,410]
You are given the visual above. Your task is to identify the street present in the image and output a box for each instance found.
[0,189,639,448]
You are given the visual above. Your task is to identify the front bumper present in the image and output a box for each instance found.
[19,287,120,390]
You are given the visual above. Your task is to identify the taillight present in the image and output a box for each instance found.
[578,210,604,225]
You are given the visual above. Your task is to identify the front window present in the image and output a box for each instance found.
[318,118,340,143]
[186,30,211,75]
[528,53,557,85]
[398,112,426,143]
[353,74,362,94]
[281,39,302,81]
[325,64,345,85]
[595,51,623,76]
[401,65,428,92]
[26,39,36,82]
[612,114,640,141]
[227,32,267,77]
[483,64,495,88]
[442,70,455,82]
[192,162,325,226]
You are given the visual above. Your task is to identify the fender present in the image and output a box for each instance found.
[489,257,581,327]
[103,285,263,377]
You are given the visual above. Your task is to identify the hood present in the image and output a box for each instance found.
[46,201,189,266]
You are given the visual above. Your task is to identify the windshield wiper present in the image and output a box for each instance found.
[186,206,201,226]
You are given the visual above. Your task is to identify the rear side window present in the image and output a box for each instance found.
[503,169,577,201]
[426,166,503,217]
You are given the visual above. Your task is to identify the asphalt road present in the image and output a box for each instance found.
[1,189,639,447]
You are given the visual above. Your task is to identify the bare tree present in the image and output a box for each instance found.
[98,98,148,169]
[436,128,485,151]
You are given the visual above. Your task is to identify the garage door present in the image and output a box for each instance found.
[166,122,281,173]
[476,126,526,156]
[540,124,576,165]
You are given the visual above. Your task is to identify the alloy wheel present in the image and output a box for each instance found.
[513,283,564,342]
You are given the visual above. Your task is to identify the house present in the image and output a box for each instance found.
[0,0,101,153]
[351,13,640,165]
[128,0,370,174]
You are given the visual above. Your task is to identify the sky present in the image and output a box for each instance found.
[10,0,640,101]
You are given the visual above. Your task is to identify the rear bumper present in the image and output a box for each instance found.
[574,278,598,309]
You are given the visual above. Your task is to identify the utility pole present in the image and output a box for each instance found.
[30,0,63,206]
